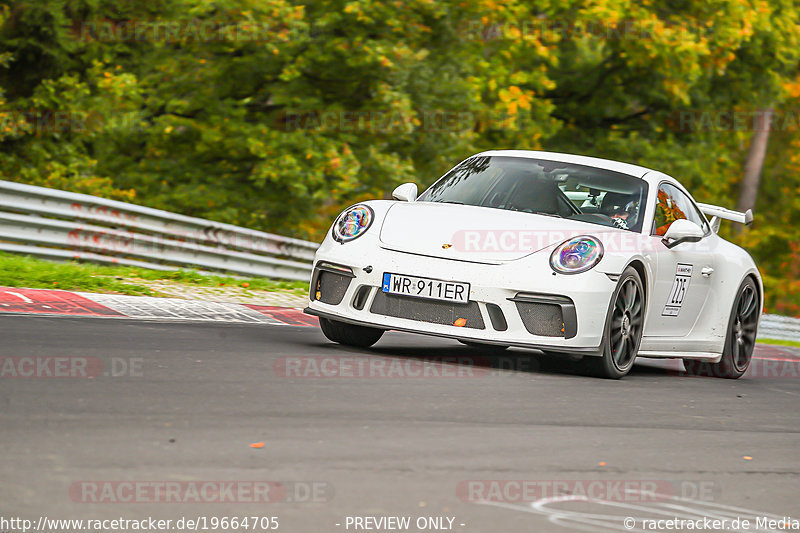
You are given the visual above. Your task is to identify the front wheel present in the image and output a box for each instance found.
[319,317,384,348]
[683,277,759,379]
[584,266,645,379]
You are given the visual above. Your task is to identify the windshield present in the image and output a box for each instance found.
[418,156,649,232]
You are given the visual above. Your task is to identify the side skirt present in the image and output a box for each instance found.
[637,350,723,363]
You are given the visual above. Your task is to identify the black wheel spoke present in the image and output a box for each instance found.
[614,336,625,361]
[738,288,749,314]
[622,338,635,366]
[743,314,759,326]
[740,288,756,318]
[624,283,635,310]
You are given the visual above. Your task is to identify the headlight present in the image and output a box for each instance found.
[550,236,603,274]
[332,204,374,243]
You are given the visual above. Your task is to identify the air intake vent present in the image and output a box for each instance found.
[514,301,565,337]
[370,292,485,329]
[352,285,371,310]
[313,271,352,305]
[485,303,508,331]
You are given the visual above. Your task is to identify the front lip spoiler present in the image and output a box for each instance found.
[303,306,602,356]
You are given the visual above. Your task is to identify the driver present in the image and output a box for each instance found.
[603,196,639,230]
[610,207,631,229]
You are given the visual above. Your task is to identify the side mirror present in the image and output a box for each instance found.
[662,219,704,249]
[392,183,418,202]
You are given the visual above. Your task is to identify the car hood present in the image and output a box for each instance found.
[378,202,623,263]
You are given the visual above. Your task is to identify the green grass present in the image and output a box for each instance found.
[757,337,800,348]
[0,252,308,296]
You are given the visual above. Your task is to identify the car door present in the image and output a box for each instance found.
[645,182,717,337]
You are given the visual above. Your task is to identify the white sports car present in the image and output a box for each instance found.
[304,151,761,379]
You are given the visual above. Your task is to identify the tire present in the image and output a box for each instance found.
[584,266,645,379]
[683,277,758,379]
[458,340,509,352]
[318,317,384,348]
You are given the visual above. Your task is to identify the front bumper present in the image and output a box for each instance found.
[304,241,617,355]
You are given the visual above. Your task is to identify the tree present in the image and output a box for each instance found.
[737,108,773,214]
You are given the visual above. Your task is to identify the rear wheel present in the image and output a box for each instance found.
[319,317,384,348]
[683,277,758,379]
[584,266,645,379]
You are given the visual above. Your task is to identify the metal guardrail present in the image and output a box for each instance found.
[0,180,318,281]
[759,314,800,342]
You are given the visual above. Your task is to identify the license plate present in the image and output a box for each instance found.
[382,273,470,304]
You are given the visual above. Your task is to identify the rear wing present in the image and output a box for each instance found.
[697,203,753,233]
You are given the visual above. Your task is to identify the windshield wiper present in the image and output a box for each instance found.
[439,200,464,205]
[532,211,563,218]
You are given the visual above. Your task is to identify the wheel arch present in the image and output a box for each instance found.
[744,270,763,318]
[727,269,762,318]
[626,259,648,303]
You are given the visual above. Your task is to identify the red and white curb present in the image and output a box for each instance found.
[0,287,317,327]
[1,286,799,367]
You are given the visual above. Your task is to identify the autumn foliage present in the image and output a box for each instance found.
[0,0,799,312]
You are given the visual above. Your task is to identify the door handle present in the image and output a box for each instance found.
[701,266,714,277]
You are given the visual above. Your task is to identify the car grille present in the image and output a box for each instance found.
[370,292,485,330]
[313,270,351,306]
[514,301,565,337]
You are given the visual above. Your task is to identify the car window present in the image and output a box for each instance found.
[418,156,649,232]
[652,182,709,236]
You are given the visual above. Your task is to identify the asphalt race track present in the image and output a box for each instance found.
[1,315,799,532]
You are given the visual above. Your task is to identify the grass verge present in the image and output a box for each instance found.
[757,337,800,348]
[4,252,797,339]
[0,252,308,296]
